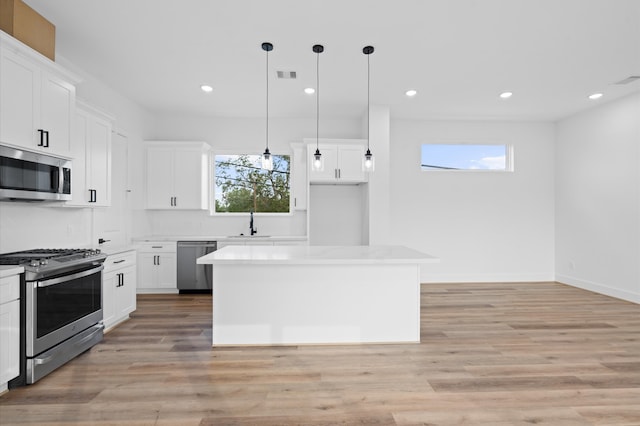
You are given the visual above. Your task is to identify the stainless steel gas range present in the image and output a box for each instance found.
[0,248,106,386]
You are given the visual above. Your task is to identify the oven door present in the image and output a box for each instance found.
[26,265,103,357]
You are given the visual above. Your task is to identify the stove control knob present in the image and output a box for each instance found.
[84,252,91,258]
[94,248,101,254]
[40,259,48,266]
[30,260,40,267]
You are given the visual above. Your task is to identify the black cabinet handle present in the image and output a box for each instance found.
[44,130,49,147]
[89,189,97,203]
[113,259,126,264]
[37,129,45,146]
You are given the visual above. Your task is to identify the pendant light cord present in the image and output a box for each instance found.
[367,52,370,150]
[316,47,320,151]
[265,46,269,151]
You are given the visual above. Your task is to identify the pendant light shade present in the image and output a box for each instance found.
[311,44,324,172]
[362,45,375,172]
[261,42,274,171]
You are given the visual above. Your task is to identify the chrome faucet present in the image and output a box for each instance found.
[249,211,257,235]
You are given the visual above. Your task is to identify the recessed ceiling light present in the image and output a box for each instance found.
[499,92,513,99]
[588,93,603,100]
[405,89,417,97]
[200,85,213,93]
[304,87,315,94]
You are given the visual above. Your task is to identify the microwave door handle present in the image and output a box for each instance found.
[37,264,104,288]
[59,164,65,196]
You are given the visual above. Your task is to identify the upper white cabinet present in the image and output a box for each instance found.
[67,101,113,207]
[145,141,211,210]
[307,140,368,184]
[290,143,307,210]
[0,33,79,157]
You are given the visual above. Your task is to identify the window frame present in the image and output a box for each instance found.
[420,142,514,172]
[211,151,293,216]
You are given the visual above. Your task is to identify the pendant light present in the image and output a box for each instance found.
[363,45,375,172]
[261,42,274,171]
[311,44,324,171]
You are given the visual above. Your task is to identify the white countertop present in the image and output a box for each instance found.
[0,265,24,278]
[135,235,308,242]
[197,245,439,265]
[99,245,137,256]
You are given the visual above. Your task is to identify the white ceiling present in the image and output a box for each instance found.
[24,0,640,121]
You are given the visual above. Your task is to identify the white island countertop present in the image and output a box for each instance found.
[197,245,439,265]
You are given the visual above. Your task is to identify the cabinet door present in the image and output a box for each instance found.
[156,253,177,289]
[291,145,307,210]
[308,144,338,182]
[40,70,75,156]
[137,253,157,289]
[173,149,206,209]
[118,267,137,315]
[102,271,117,328]
[68,111,90,206]
[0,48,39,149]
[87,115,112,206]
[0,300,20,384]
[146,147,175,208]
[337,145,366,182]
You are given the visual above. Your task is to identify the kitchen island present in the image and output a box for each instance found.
[197,245,438,346]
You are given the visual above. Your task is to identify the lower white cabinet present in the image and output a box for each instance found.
[137,242,177,293]
[103,250,137,330]
[0,273,20,391]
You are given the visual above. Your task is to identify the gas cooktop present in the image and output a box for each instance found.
[0,248,107,280]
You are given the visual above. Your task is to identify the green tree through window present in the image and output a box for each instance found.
[214,154,290,213]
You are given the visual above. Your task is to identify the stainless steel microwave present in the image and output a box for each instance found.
[0,145,72,201]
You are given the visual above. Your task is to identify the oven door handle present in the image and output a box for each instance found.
[34,354,54,365]
[37,264,105,288]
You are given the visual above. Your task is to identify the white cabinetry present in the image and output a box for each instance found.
[0,33,78,157]
[291,143,307,210]
[307,140,367,184]
[103,250,137,330]
[67,101,113,207]
[137,242,177,293]
[0,273,20,391]
[145,142,210,210]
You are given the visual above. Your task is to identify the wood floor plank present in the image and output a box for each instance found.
[0,281,638,425]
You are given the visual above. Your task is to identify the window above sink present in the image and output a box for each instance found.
[213,154,291,214]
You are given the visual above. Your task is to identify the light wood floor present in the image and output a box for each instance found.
[1,282,639,425]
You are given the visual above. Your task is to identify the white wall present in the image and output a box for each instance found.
[137,114,361,238]
[555,92,640,303]
[390,120,556,283]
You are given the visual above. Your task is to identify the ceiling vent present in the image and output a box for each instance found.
[277,71,297,79]
[614,76,640,85]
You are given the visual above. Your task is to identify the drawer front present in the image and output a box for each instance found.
[136,242,176,253]
[0,274,20,305]
[104,251,137,273]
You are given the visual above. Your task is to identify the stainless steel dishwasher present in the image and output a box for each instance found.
[177,241,217,293]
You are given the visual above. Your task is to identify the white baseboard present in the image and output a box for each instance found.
[555,274,639,304]
[421,272,554,283]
